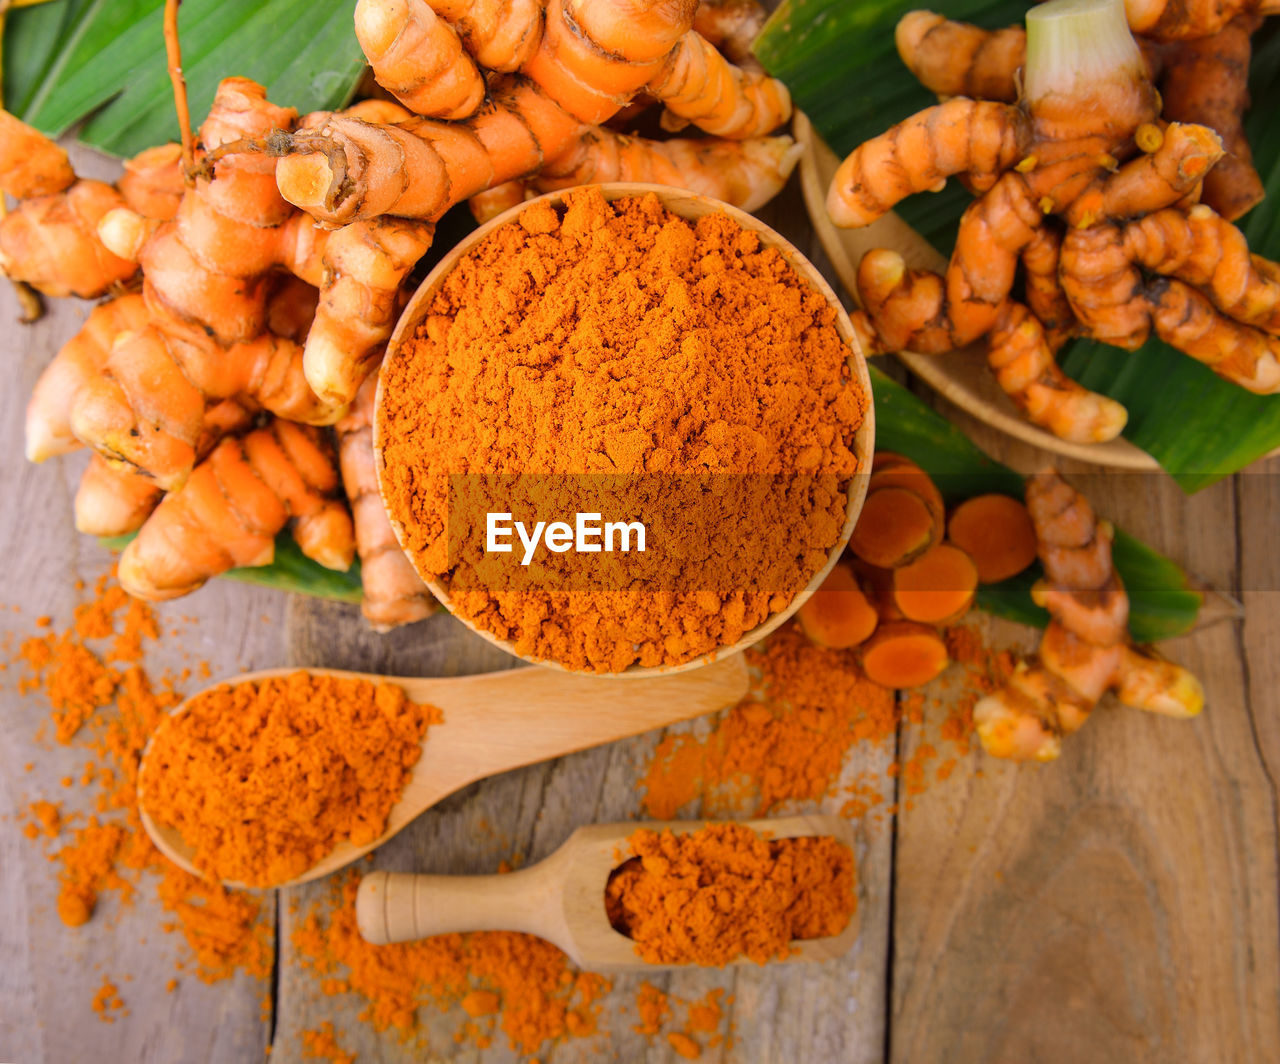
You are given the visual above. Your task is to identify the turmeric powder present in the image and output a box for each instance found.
[378,187,867,672]
[143,673,441,886]
[605,823,856,966]
[639,620,895,818]
[8,568,273,984]
[292,873,611,1055]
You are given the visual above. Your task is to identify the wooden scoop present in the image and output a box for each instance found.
[138,654,748,889]
[355,813,858,972]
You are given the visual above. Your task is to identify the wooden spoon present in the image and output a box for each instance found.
[138,654,749,889]
[355,813,859,973]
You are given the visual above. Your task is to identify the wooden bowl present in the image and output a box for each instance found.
[794,112,1161,471]
[374,182,875,676]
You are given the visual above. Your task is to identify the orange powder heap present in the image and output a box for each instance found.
[605,823,855,966]
[301,1022,355,1064]
[91,977,127,1024]
[143,672,441,886]
[639,620,895,818]
[293,874,610,1056]
[379,187,866,673]
[9,568,272,986]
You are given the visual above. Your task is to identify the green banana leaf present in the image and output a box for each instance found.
[758,1,1280,490]
[869,368,1203,642]
[99,531,364,604]
[3,0,365,157]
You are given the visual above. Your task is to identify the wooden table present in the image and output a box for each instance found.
[1,163,1277,1063]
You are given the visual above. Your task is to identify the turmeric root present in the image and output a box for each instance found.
[895,10,1026,103]
[533,128,802,212]
[26,295,150,463]
[119,420,355,601]
[73,398,255,537]
[0,111,74,198]
[1021,225,1076,351]
[282,0,790,227]
[1124,203,1280,333]
[1158,15,1263,220]
[337,373,433,631]
[60,81,436,475]
[860,620,950,688]
[838,0,1280,439]
[693,0,767,65]
[848,453,944,568]
[469,179,530,223]
[0,181,141,298]
[974,470,1203,761]
[1149,276,1280,392]
[74,456,164,539]
[355,0,486,119]
[646,28,791,138]
[274,76,583,227]
[826,97,1026,229]
[892,543,978,624]
[1124,0,1277,39]
[894,8,1259,220]
[947,494,1038,583]
[852,173,1043,355]
[797,562,879,648]
[0,121,183,299]
[986,301,1129,443]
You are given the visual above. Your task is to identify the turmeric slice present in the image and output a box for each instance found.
[797,562,878,648]
[859,621,949,688]
[892,544,979,624]
[946,493,1038,583]
[848,452,944,568]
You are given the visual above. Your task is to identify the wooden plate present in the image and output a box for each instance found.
[374,182,876,677]
[794,112,1161,471]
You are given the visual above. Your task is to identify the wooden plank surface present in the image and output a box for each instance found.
[1,152,1278,1064]
[889,403,1280,1063]
[0,287,281,1062]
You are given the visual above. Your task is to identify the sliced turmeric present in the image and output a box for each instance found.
[797,562,879,649]
[892,544,978,624]
[946,493,1039,583]
[859,621,950,689]
[848,452,944,568]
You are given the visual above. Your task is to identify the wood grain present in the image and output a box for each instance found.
[0,280,280,1060]
[889,400,1280,1063]
[2,123,1276,1064]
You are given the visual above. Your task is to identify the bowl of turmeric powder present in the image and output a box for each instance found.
[374,183,874,675]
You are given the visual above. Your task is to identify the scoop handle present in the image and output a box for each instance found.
[356,865,562,945]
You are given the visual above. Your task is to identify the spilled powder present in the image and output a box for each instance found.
[638,618,1012,822]
[7,567,273,1016]
[292,873,611,1056]
[637,986,730,1059]
[638,620,895,818]
[90,977,127,1024]
[301,1022,356,1064]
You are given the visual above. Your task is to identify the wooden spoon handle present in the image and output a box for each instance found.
[356,866,564,946]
